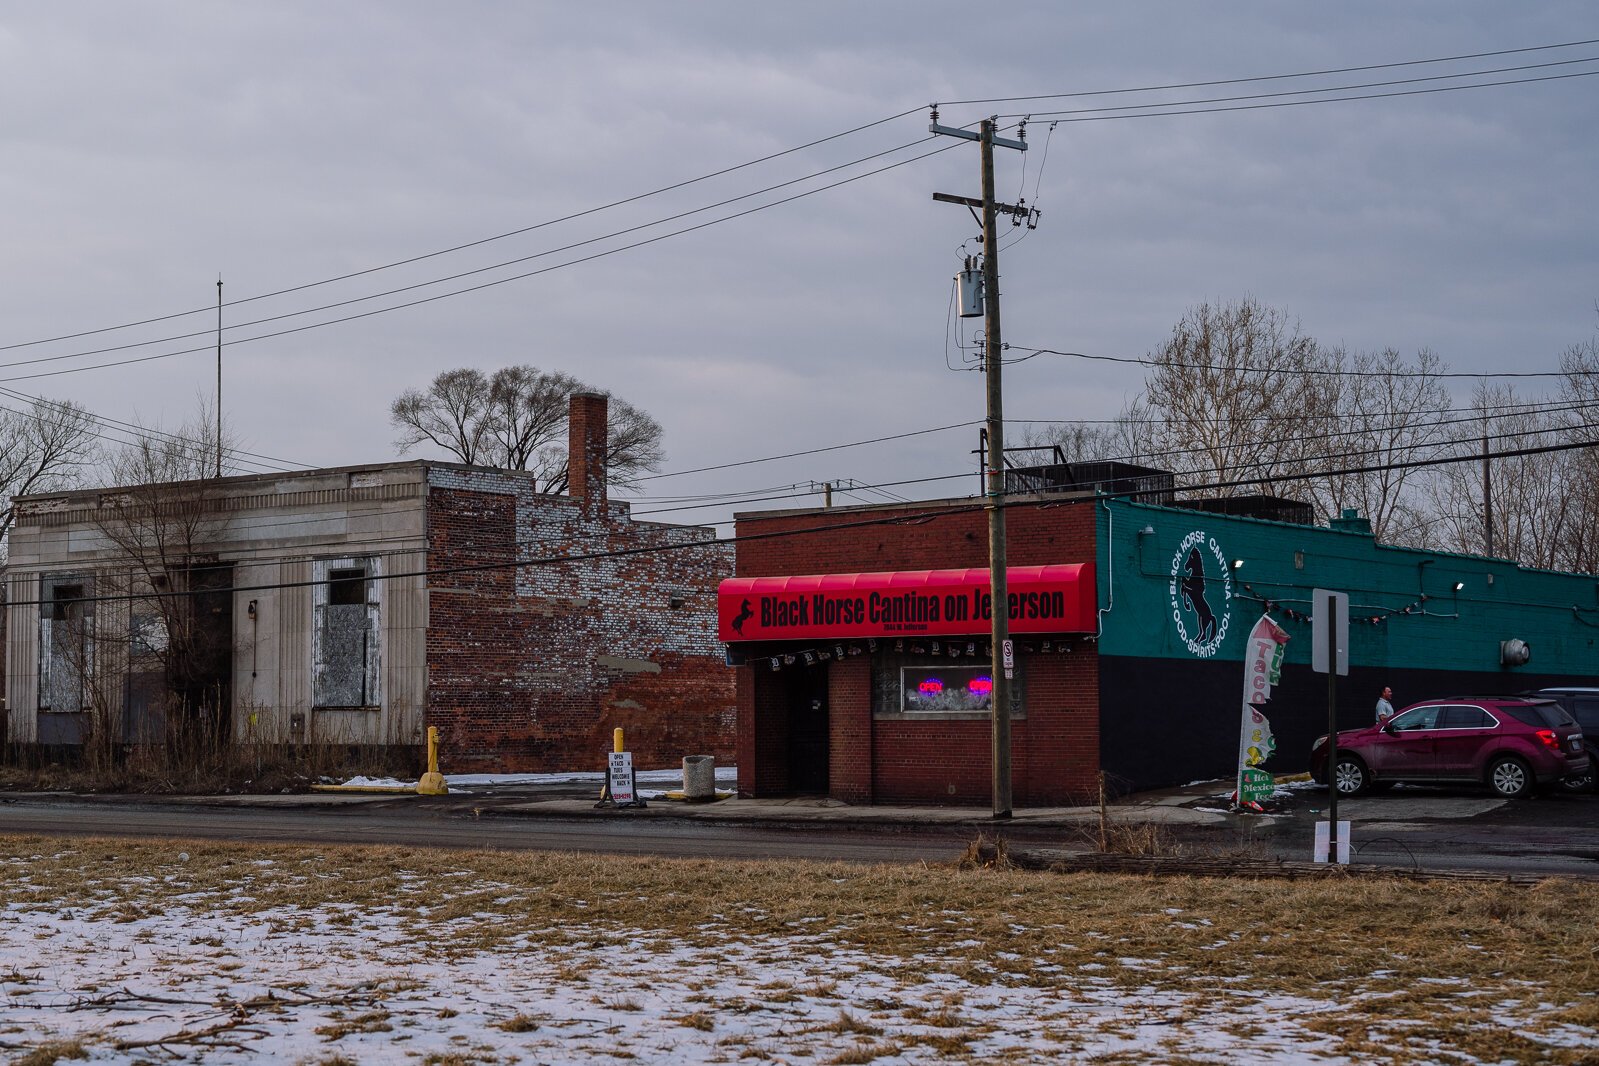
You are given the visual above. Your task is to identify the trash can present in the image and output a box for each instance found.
[682,755,716,801]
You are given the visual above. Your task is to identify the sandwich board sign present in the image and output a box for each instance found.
[607,751,636,805]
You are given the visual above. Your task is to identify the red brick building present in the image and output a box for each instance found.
[724,476,1599,806]
[5,394,735,773]
[722,498,1099,806]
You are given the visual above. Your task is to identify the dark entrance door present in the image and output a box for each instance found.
[787,667,829,793]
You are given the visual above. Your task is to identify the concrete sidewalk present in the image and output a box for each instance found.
[3,777,1250,830]
[487,788,1239,827]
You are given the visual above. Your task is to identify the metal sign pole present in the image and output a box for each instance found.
[1325,593,1338,864]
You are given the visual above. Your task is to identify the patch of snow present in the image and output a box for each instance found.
[337,766,739,789]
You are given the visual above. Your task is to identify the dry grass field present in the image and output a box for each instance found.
[1,834,1595,1064]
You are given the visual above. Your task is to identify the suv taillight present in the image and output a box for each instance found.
[1534,728,1560,751]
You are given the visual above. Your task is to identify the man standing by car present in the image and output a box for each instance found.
[1376,686,1395,722]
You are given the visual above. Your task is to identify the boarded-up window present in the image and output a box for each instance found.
[313,558,380,708]
[39,575,92,712]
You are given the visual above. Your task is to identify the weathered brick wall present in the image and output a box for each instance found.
[738,667,791,796]
[827,656,872,803]
[733,499,1101,804]
[735,500,1094,574]
[426,469,735,773]
[863,652,1099,805]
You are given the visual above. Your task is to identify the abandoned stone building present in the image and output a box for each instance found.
[2,394,736,772]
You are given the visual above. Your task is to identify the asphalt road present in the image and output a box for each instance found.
[2,786,1596,877]
[0,797,981,865]
[1252,784,1599,877]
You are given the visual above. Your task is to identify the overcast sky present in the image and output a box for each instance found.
[3,3,1596,530]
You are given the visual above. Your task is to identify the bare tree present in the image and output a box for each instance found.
[1304,347,1453,546]
[1548,338,1599,571]
[1427,382,1577,567]
[1015,419,1129,466]
[0,396,98,553]
[390,365,664,491]
[1128,298,1335,499]
[483,365,575,471]
[389,368,493,467]
[90,406,241,751]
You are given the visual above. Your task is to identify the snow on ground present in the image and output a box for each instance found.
[6,885,1590,1064]
[3,843,1592,1065]
[2,896,1360,1064]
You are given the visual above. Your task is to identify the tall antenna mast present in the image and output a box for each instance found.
[216,276,223,479]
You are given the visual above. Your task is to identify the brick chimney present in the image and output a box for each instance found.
[568,391,608,516]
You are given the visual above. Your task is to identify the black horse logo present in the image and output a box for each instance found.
[1179,547,1218,643]
[731,598,754,635]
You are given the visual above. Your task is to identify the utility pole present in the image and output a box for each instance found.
[932,111,1028,819]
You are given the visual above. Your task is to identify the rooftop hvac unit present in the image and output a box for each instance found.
[1180,495,1316,526]
[1004,461,1176,505]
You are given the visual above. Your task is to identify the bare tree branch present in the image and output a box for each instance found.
[389,365,665,493]
[0,396,98,552]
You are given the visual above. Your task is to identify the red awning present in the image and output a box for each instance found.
[718,564,1095,642]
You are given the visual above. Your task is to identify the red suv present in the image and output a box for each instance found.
[1310,697,1590,799]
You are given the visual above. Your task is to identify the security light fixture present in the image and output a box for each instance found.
[1453,581,1465,592]
[1231,559,1244,570]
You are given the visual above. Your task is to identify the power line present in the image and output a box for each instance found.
[0,107,928,355]
[953,54,1599,122]
[13,41,1594,365]
[0,139,967,386]
[1013,392,1599,429]
[1022,399,1599,473]
[1012,345,1599,380]
[995,68,1599,123]
[629,401,1599,519]
[618,420,983,486]
[6,37,1592,379]
[0,133,947,374]
[6,60,1591,386]
[16,431,1598,610]
[938,37,1599,106]
[971,54,1599,119]
[16,39,1590,361]
[0,387,309,473]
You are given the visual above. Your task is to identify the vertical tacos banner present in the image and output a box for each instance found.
[1237,614,1289,808]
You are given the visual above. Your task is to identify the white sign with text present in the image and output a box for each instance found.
[607,751,635,804]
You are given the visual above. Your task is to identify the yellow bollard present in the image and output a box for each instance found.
[417,725,449,795]
[599,727,627,801]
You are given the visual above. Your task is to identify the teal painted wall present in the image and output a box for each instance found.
[1095,498,1599,677]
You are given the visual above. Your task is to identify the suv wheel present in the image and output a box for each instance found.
[1332,756,1370,797]
[1488,756,1534,799]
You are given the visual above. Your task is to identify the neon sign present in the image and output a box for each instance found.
[918,678,945,695]
[967,675,993,696]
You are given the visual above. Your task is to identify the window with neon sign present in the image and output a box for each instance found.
[901,667,997,713]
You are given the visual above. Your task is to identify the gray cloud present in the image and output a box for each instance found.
[1,2,1595,527]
